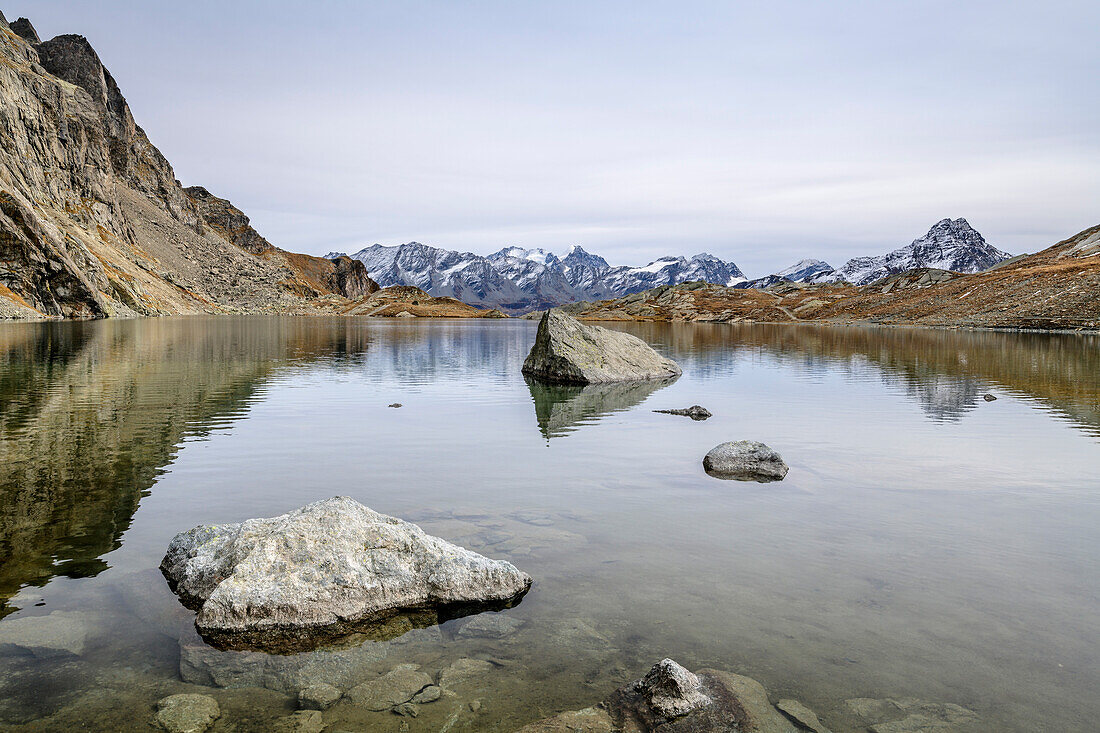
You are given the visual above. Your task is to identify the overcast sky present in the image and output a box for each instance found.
[12,1,1099,276]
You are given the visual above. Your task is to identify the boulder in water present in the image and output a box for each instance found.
[522,309,681,384]
[160,497,532,651]
[703,441,789,482]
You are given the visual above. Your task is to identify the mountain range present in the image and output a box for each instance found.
[327,244,747,313]
[331,218,1010,312]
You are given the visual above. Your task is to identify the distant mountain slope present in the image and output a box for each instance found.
[553,224,1099,331]
[776,259,834,282]
[333,243,746,313]
[823,218,1009,285]
[0,15,375,320]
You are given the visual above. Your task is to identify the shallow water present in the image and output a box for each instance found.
[0,317,1097,732]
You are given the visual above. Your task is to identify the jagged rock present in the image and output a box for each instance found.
[703,441,789,482]
[299,684,341,710]
[654,405,712,420]
[776,699,833,733]
[522,309,681,384]
[161,497,531,651]
[983,394,997,401]
[521,659,801,732]
[273,710,325,733]
[346,665,433,711]
[154,694,219,733]
[0,611,91,657]
[635,658,711,718]
[8,18,39,44]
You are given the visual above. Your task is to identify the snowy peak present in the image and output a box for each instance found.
[828,219,1010,285]
[776,258,834,282]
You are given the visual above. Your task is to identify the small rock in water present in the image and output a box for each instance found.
[777,698,833,733]
[703,441,789,482]
[388,403,403,408]
[983,394,997,401]
[299,683,341,710]
[469,700,483,712]
[154,694,220,733]
[654,405,712,420]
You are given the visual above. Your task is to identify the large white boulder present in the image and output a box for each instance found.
[161,497,531,650]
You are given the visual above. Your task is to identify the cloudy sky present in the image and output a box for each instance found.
[13,1,1100,276]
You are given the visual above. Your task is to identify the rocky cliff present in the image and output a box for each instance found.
[0,15,376,320]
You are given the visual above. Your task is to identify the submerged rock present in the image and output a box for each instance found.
[161,497,532,651]
[522,309,681,384]
[845,697,978,733]
[154,694,219,733]
[520,658,804,732]
[299,683,341,711]
[0,611,91,658]
[347,664,433,711]
[273,710,325,733]
[654,405,712,420]
[777,698,833,733]
[703,441,789,482]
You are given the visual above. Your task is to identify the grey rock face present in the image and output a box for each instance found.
[522,309,681,384]
[8,18,40,44]
[154,694,220,733]
[703,441,789,481]
[654,405,712,420]
[161,496,531,651]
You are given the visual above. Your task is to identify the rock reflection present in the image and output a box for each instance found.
[0,318,375,617]
[525,376,677,439]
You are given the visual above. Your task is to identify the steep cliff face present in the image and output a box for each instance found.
[0,17,375,319]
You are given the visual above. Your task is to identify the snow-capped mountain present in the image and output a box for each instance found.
[823,219,1009,285]
[776,259,835,283]
[330,243,745,313]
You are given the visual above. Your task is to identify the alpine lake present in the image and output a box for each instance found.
[0,316,1097,732]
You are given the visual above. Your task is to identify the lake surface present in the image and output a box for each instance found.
[0,317,1097,732]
